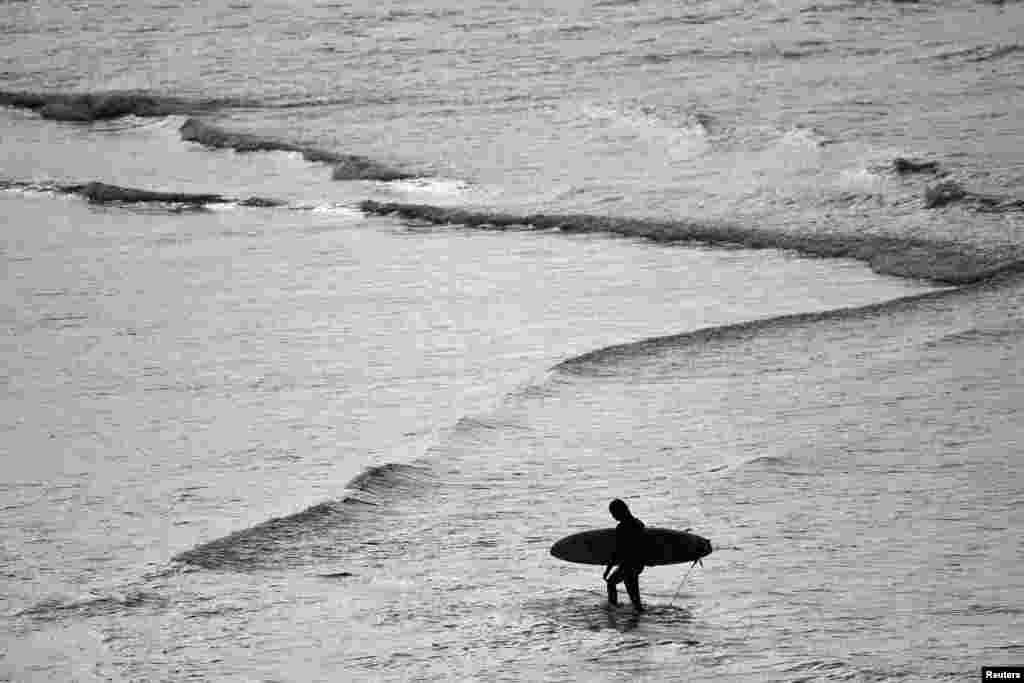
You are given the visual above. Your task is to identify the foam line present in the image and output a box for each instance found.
[1,178,285,209]
[359,200,1023,285]
[0,90,244,122]
[179,118,415,182]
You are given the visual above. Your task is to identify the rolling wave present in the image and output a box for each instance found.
[174,462,432,571]
[928,42,1024,65]
[0,90,249,122]
[555,268,1022,376]
[345,462,435,503]
[891,157,943,175]
[359,200,1023,285]
[923,180,1024,211]
[0,179,284,210]
[14,590,167,623]
[179,118,416,182]
[173,500,354,571]
[924,322,1024,348]
[552,288,945,376]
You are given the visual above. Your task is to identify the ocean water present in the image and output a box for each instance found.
[1,0,1022,681]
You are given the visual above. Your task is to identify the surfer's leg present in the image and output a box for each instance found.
[624,572,642,611]
[606,568,622,606]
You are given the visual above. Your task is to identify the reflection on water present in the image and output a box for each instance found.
[525,589,695,635]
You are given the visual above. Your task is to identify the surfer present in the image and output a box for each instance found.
[603,498,645,611]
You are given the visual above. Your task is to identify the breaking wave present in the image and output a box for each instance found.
[172,500,354,571]
[14,590,167,623]
[359,200,1024,285]
[555,267,1023,376]
[924,322,1024,348]
[179,118,416,182]
[923,180,1024,211]
[553,288,946,376]
[0,178,284,210]
[928,42,1024,65]
[344,462,435,503]
[0,90,248,122]
[173,462,433,571]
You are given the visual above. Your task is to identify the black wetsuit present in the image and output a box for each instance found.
[606,515,646,608]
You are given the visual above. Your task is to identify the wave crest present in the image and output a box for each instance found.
[924,180,1024,212]
[929,43,1023,65]
[0,178,284,210]
[0,90,245,122]
[925,323,1024,348]
[14,590,167,623]
[360,200,1023,285]
[179,118,415,182]
[173,462,433,571]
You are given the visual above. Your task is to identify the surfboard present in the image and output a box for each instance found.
[550,527,712,566]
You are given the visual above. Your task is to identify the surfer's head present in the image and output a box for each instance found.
[609,498,631,521]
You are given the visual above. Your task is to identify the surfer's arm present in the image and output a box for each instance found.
[605,528,625,578]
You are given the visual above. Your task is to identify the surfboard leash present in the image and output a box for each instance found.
[667,558,702,607]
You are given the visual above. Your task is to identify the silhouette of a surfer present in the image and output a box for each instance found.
[603,498,645,611]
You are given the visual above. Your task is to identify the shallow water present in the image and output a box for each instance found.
[1,0,1022,680]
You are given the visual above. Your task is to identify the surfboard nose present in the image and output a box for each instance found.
[700,537,712,558]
